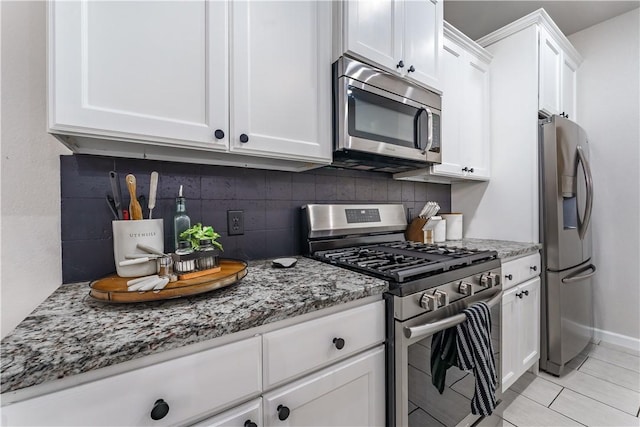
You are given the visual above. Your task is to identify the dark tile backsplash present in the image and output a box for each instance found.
[61,154,451,283]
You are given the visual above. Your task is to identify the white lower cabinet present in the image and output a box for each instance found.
[501,276,541,392]
[262,346,385,427]
[1,302,385,427]
[1,337,262,426]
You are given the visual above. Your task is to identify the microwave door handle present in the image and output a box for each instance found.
[403,290,503,340]
[577,145,594,240]
[421,107,433,155]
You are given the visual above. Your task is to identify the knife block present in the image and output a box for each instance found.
[405,218,427,243]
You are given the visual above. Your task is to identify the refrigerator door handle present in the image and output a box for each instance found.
[561,264,597,284]
[577,146,594,240]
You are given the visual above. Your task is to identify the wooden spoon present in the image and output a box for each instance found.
[126,174,143,220]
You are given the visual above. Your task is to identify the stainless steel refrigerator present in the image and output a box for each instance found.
[539,115,596,376]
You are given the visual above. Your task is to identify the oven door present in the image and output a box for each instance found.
[391,289,502,427]
[336,76,441,164]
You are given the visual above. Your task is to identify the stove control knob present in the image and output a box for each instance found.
[458,281,474,296]
[434,290,449,307]
[492,273,501,286]
[420,293,438,311]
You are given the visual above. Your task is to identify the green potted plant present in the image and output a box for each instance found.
[179,223,223,251]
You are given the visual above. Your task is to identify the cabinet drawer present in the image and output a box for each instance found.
[191,398,262,427]
[2,337,262,426]
[262,301,385,388]
[502,252,540,289]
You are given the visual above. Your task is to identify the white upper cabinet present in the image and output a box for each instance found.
[49,1,228,150]
[402,0,441,90]
[394,22,491,183]
[539,27,562,117]
[539,25,580,120]
[340,0,442,92]
[48,0,332,171]
[231,1,331,163]
[561,54,578,121]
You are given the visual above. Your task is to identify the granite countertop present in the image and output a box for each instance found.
[441,238,541,259]
[0,257,387,394]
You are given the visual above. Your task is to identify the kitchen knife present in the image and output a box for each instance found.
[136,243,166,257]
[126,174,144,220]
[148,171,158,219]
[109,171,124,219]
[106,194,119,220]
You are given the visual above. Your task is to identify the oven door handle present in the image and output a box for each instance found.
[403,290,503,339]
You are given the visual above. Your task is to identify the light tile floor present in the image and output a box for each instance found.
[483,341,640,427]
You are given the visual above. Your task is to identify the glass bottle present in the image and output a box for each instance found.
[173,185,191,251]
[196,238,219,270]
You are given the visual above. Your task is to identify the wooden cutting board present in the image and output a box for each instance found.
[89,259,248,303]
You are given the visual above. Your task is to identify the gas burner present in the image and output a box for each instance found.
[314,242,497,284]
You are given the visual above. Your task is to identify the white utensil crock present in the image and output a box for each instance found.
[441,213,463,240]
[113,219,164,277]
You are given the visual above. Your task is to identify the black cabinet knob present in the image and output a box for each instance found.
[396,60,404,69]
[523,290,529,296]
[150,399,170,420]
[277,404,290,421]
[506,274,513,280]
[462,167,468,172]
[530,266,537,271]
[239,133,249,143]
[244,420,257,427]
[468,167,474,173]
[333,337,345,350]
[516,292,524,299]
[214,129,225,139]
[408,65,415,73]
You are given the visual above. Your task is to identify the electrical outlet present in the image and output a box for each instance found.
[227,210,244,236]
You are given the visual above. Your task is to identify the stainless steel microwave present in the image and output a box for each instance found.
[332,56,442,173]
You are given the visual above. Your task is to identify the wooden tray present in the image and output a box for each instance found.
[89,259,248,303]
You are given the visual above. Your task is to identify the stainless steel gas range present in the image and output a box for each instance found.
[302,204,503,427]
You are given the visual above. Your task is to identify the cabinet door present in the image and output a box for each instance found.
[191,398,262,427]
[501,286,519,392]
[517,277,541,372]
[431,38,464,178]
[263,346,385,427]
[460,55,491,180]
[231,1,332,163]
[538,27,562,117]
[402,0,442,91]
[561,55,578,121]
[343,0,403,72]
[49,1,228,150]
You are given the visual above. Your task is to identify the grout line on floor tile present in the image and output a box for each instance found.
[507,388,588,427]
[575,365,640,393]
[547,386,564,408]
[561,385,640,417]
[576,355,589,370]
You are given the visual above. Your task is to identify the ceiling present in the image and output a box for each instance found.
[444,1,640,41]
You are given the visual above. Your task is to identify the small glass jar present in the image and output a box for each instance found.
[172,240,197,274]
[196,238,219,270]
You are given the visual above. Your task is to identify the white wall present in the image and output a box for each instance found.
[569,8,640,344]
[1,1,70,339]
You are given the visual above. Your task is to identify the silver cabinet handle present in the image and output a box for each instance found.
[403,290,503,339]
[577,146,593,240]
[562,264,596,284]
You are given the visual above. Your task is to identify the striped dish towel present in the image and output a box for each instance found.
[456,302,497,416]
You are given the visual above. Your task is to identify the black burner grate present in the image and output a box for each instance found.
[315,242,497,283]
